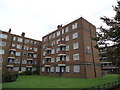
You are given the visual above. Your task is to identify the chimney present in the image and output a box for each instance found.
[21,32,25,37]
[8,28,11,33]
[57,24,62,29]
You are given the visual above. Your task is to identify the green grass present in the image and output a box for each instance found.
[2,75,119,88]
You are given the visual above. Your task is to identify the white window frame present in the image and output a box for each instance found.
[18,38,23,42]
[65,35,69,41]
[72,23,77,29]
[74,65,80,73]
[66,55,70,61]
[73,32,78,39]
[73,43,79,49]
[57,31,60,36]
[66,45,69,51]
[73,53,79,60]
[66,66,70,72]
[65,27,69,32]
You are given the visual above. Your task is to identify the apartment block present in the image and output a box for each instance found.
[40,17,102,78]
[0,29,41,72]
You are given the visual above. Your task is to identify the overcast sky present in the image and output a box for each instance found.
[0,0,117,41]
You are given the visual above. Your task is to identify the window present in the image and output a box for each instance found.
[17,45,22,49]
[33,54,37,58]
[61,67,64,72]
[0,57,3,63]
[16,52,21,56]
[65,27,69,32]
[25,39,29,44]
[30,47,32,50]
[50,67,54,72]
[42,67,45,72]
[73,43,79,49]
[49,35,52,39]
[66,45,69,51]
[0,41,6,46]
[34,48,38,52]
[74,65,80,72]
[44,37,47,42]
[42,60,45,64]
[56,48,60,53]
[22,60,26,64]
[13,36,16,41]
[51,57,55,63]
[21,67,26,72]
[57,31,60,36]
[72,23,77,29]
[18,38,23,42]
[56,39,60,44]
[52,33,55,38]
[30,40,33,44]
[14,59,20,64]
[0,49,5,54]
[34,41,38,45]
[56,66,60,72]
[51,41,55,46]
[43,44,46,49]
[0,34,8,39]
[62,29,64,34]
[12,43,15,47]
[26,48,30,52]
[73,32,78,39]
[13,67,19,71]
[73,53,79,60]
[66,66,70,72]
[56,57,60,62]
[51,49,55,54]
[62,38,64,41]
[23,52,27,57]
[43,51,46,56]
[66,55,70,61]
[65,35,69,41]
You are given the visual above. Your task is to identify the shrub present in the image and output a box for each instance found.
[2,70,19,82]
[21,70,33,75]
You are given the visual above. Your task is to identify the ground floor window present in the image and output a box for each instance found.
[56,66,60,72]
[50,66,54,72]
[74,65,80,73]
[66,66,70,72]
[42,67,45,72]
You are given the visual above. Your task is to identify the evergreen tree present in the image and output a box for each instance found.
[94,1,120,66]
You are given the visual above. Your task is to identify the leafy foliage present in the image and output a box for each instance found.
[94,1,120,66]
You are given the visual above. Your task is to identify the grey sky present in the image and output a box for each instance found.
[0,0,117,40]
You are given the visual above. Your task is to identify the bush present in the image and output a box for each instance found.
[21,70,33,75]
[2,70,19,82]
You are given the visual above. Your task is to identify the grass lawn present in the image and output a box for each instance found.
[2,74,119,88]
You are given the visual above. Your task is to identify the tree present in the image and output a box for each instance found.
[94,1,120,66]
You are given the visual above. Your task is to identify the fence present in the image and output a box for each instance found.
[83,80,120,90]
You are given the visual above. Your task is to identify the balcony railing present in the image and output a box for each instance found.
[58,41,66,47]
[45,46,52,51]
[58,51,66,56]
